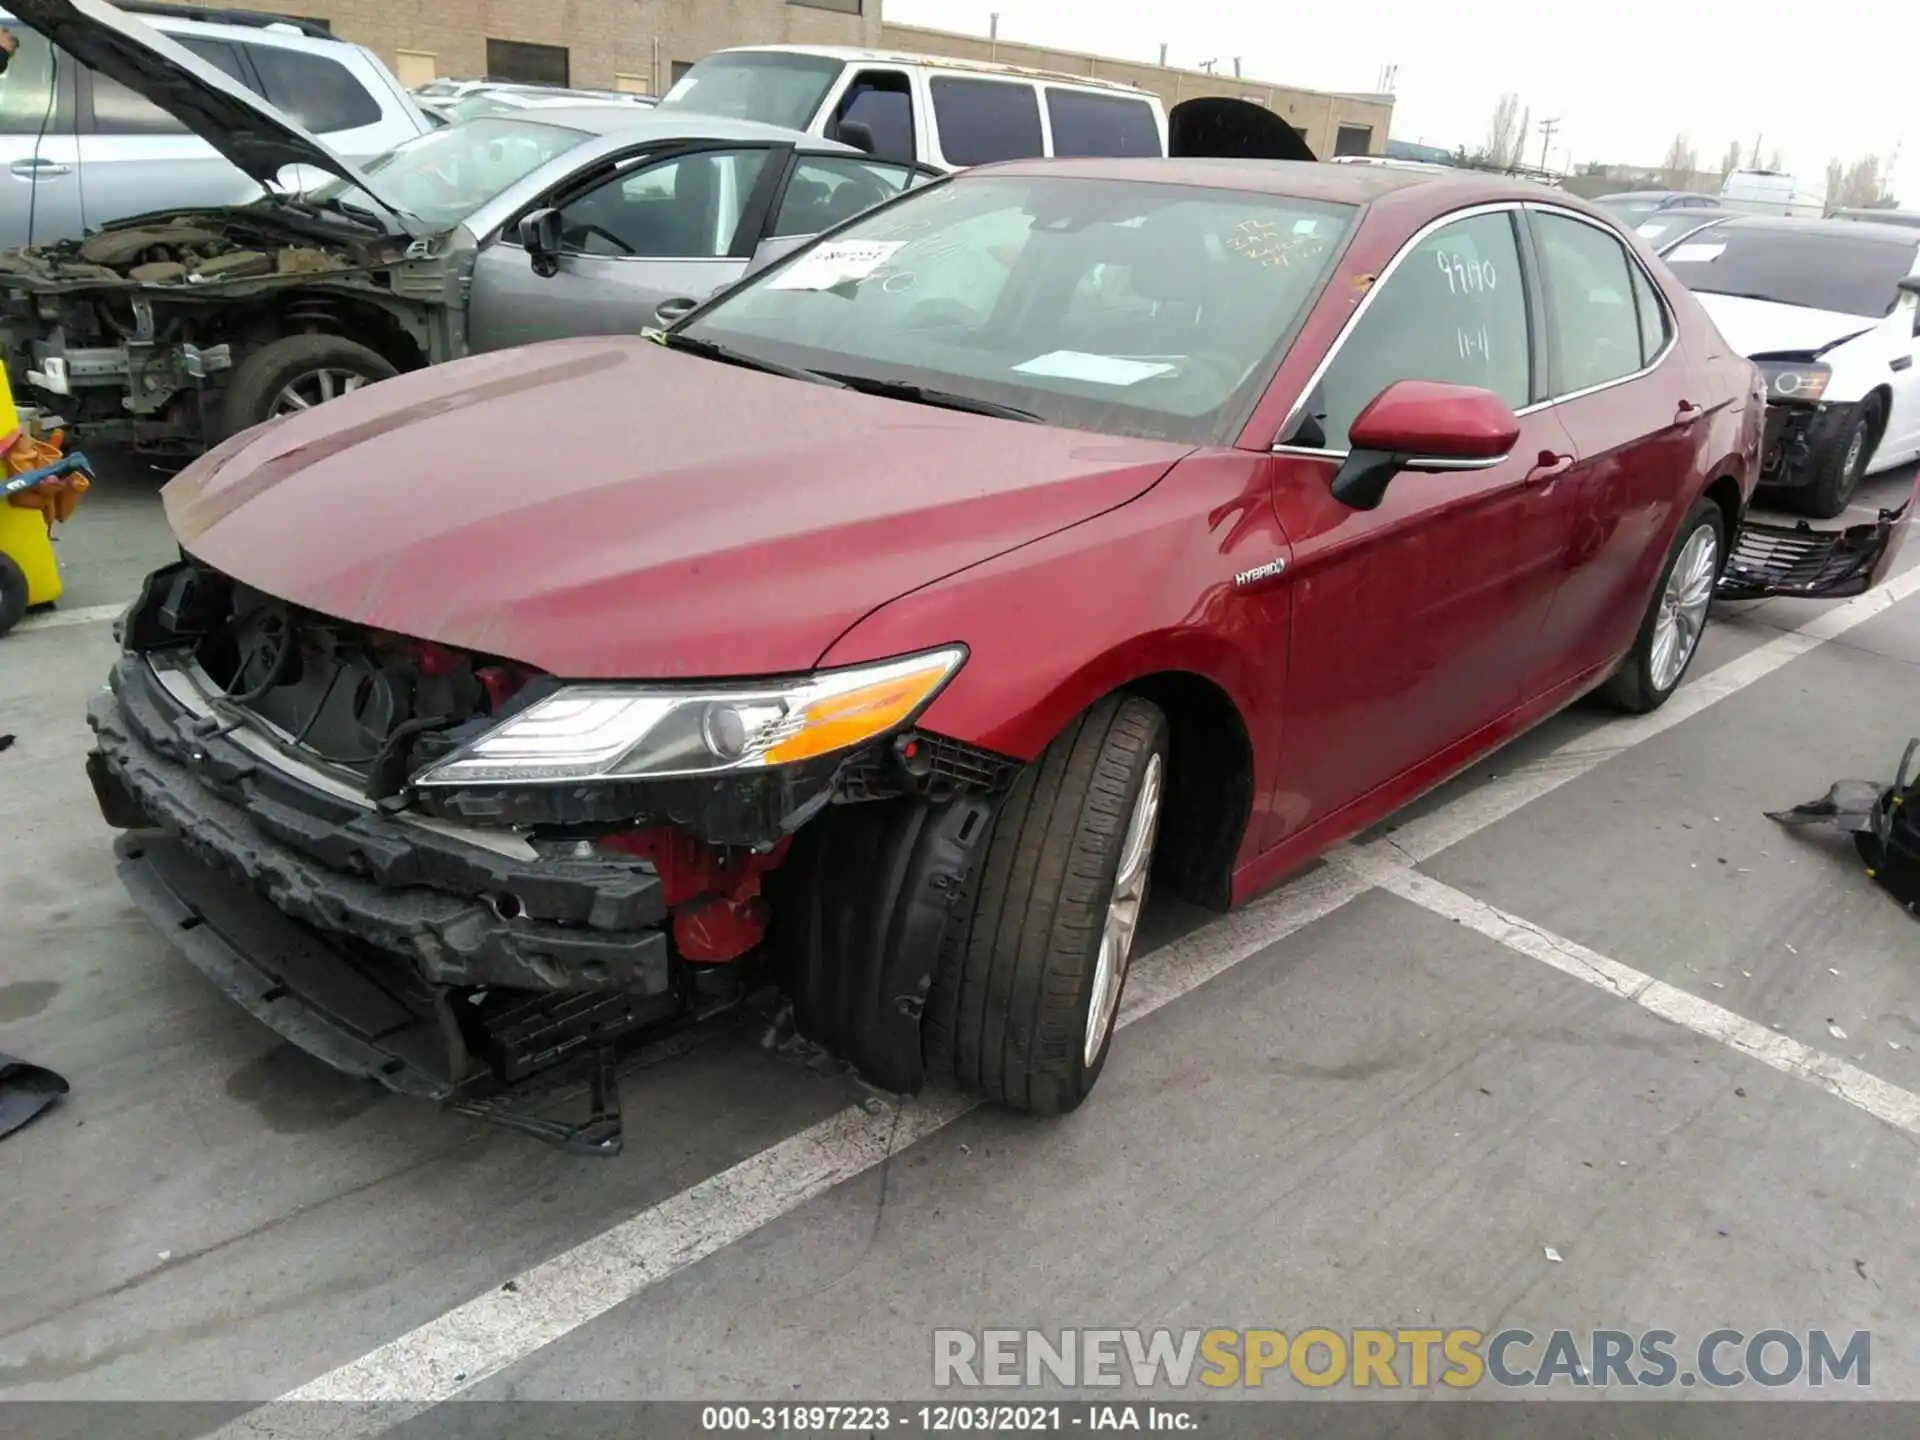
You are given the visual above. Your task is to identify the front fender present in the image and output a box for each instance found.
[817,450,1292,866]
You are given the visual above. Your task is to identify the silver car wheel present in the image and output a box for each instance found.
[273,367,369,414]
[1650,524,1719,693]
[1083,751,1164,1067]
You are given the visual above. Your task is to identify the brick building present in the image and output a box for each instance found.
[182,0,1393,160]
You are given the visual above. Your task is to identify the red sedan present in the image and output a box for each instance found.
[91,161,1776,1152]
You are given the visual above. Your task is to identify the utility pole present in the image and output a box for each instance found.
[1198,58,1217,73]
[1159,42,1169,66]
[988,11,998,60]
[1537,116,1559,172]
[1232,56,1242,77]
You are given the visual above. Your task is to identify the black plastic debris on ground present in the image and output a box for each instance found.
[0,1054,69,1140]
[0,734,14,752]
[1770,738,1920,918]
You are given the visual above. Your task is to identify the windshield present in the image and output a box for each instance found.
[681,175,1358,445]
[658,51,844,130]
[306,116,590,228]
[1664,226,1920,318]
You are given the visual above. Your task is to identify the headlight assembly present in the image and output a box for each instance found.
[1758,360,1832,403]
[410,646,966,787]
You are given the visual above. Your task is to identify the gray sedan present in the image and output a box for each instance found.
[324,106,942,350]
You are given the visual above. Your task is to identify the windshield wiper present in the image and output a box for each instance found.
[653,332,849,388]
[816,374,1044,423]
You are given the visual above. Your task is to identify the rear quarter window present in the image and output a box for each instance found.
[1045,88,1160,157]
[930,76,1043,165]
[244,44,382,133]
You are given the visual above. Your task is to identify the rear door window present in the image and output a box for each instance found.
[770,156,916,237]
[1305,210,1533,450]
[243,45,381,133]
[1533,211,1647,394]
[929,76,1042,166]
[1045,89,1160,158]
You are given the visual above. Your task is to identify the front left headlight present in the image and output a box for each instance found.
[1758,360,1832,403]
[410,646,966,787]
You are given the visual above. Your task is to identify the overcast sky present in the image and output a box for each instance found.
[887,0,1912,204]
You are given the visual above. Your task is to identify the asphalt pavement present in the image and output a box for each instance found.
[3,452,1919,1428]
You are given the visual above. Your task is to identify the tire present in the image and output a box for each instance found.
[1795,399,1878,520]
[219,334,398,440]
[1596,496,1725,714]
[924,694,1169,1115]
[0,554,28,638]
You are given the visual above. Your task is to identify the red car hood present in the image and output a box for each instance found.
[164,338,1191,678]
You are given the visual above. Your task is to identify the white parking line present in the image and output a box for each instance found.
[195,570,1920,1434]
[11,600,125,633]
[1338,850,1920,1138]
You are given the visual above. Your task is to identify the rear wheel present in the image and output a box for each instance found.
[924,694,1169,1114]
[1596,496,1724,714]
[220,334,398,440]
[1795,399,1878,520]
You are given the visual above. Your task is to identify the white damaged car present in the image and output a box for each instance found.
[1660,215,1920,517]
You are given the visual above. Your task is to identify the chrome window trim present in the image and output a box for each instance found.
[1271,199,1679,455]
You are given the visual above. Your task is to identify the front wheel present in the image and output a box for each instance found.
[1596,496,1725,714]
[924,694,1169,1114]
[219,334,399,440]
[1794,399,1879,520]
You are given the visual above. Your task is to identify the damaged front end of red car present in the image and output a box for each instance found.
[87,557,1020,1154]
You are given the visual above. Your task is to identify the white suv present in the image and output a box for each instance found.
[0,0,429,249]
[657,45,1313,170]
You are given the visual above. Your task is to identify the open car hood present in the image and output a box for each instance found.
[161,337,1192,679]
[7,0,425,234]
[1168,98,1317,162]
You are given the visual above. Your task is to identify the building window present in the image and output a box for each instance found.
[671,60,696,83]
[789,0,863,12]
[486,38,569,86]
[1334,123,1373,156]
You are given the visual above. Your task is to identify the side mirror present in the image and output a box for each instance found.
[1898,277,1920,298]
[834,119,878,155]
[1330,380,1520,511]
[518,207,562,277]
[653,296,698,327]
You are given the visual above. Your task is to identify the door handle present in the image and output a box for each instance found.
[1674,400,1704,426]
[653,296,698,327]
[1525,451,1574,485]
[8,158,72,178]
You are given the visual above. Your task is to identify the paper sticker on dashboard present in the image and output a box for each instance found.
[1666,242,1726,263]
[766,240,907,290]
[1012,351,1176,385]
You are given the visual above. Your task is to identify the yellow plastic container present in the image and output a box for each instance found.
[0,501,61,607]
